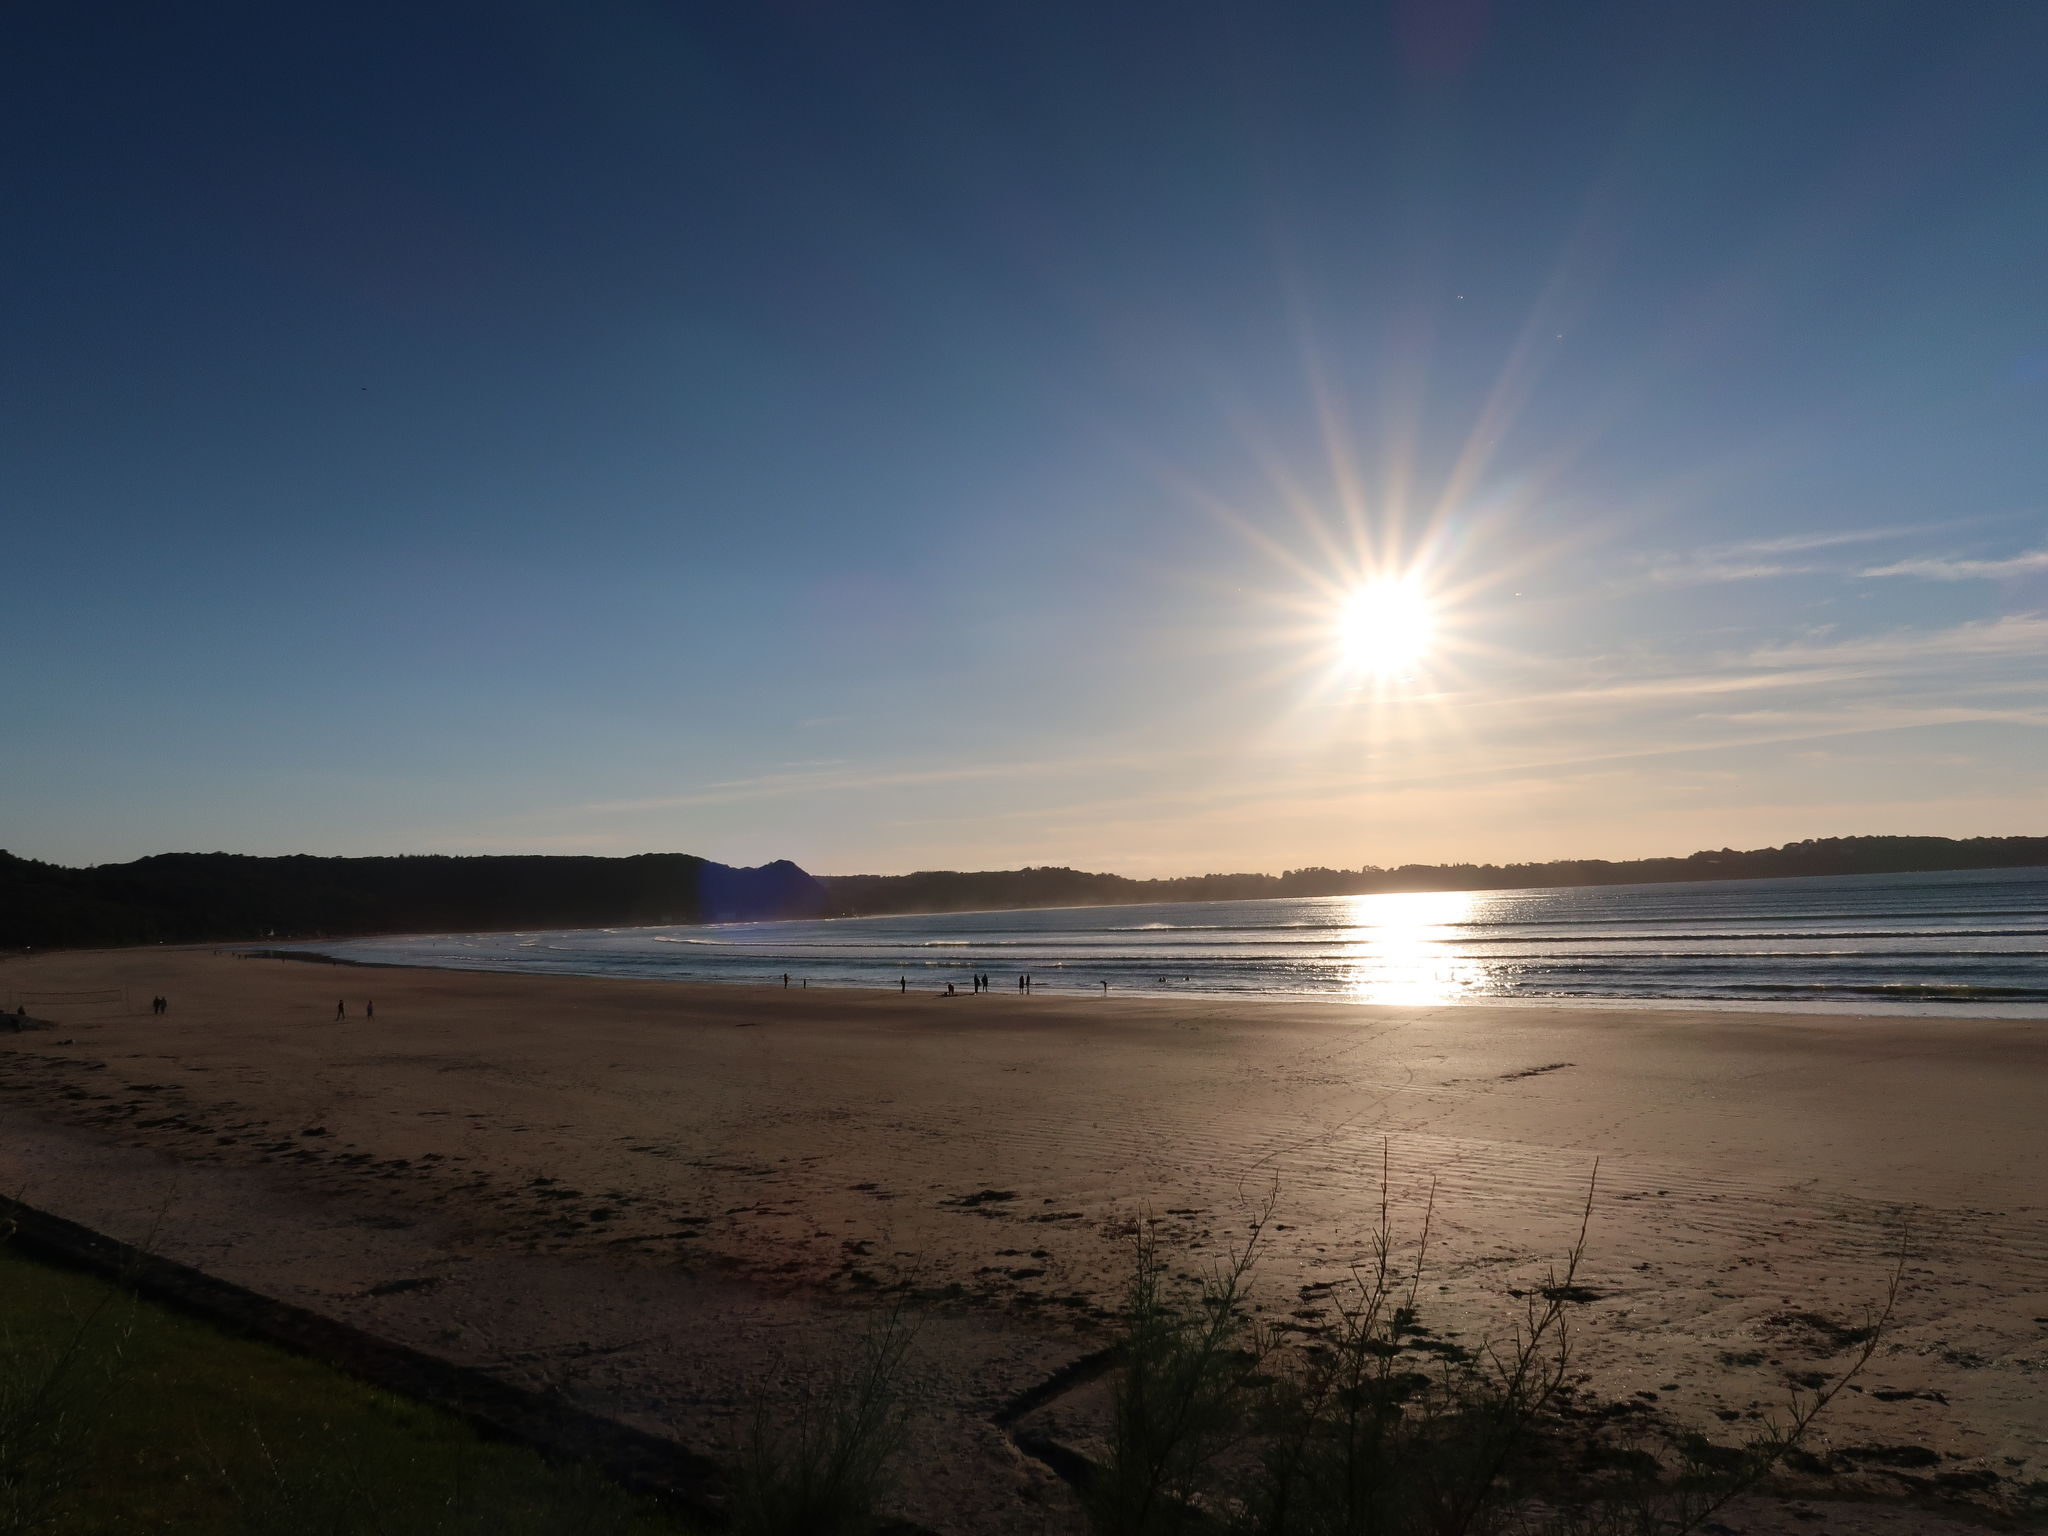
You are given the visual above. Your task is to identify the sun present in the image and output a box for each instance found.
[1336,580,1433,674]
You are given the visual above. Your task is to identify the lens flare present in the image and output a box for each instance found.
[1337,580,1433,674]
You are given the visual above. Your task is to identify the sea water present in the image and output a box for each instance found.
[301,864,2048,1015]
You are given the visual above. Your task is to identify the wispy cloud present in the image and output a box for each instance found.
[1636,521,1976,587]
[1641,558,1812,587]
[1861,548,2048,581]
[1745,611,2048,667]
[1723,526,1946,556]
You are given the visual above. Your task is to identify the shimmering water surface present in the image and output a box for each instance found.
[302,865,2048,1015]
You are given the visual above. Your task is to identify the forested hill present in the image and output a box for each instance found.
[0,851,830,949]
[823,835,2048,916]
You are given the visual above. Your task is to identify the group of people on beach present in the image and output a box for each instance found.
[941,973,1034,995]
[334,998,374,1019]
[149,995,169,1014]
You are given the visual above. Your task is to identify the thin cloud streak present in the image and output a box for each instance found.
[1634,520,1989,587]
[1746,612,2048,666]
[1862,548,2048,580]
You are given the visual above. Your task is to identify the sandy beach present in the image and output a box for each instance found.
[3,947,2044,1533]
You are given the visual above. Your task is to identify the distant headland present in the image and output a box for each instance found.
[4,835,2042,950]
[0,851,831,949]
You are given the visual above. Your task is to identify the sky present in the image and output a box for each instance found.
[5,0,2046,877]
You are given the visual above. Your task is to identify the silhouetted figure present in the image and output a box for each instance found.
[366,1000,374,1019]
[783,973,789,988]
[900,976,907,993]
[1019,975,1026,991]
[335,999,345,1020]
[1102,981,1109,993]
[946,982,956,996]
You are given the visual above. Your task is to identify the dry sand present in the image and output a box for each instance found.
[3,947,2044,1533]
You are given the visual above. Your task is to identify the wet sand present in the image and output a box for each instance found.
[3,947,2044,1532]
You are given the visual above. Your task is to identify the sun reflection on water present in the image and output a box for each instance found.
[1335,889,1493,1005]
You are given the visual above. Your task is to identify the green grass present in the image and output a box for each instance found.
[0,1245,695,1535]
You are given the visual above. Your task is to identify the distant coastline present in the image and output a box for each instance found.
[6,835,2045,951]
[824,834,2048,917]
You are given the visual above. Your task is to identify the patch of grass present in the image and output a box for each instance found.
[730,1301,920,1536]
[733,1302,917,1536]
[0,1245,690,1535]
[1082,1163,1904,1536]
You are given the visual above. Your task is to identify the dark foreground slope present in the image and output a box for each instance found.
[824,834,2048,916]
[0,851,830,949]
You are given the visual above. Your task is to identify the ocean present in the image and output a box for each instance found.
[301,864,2048,1015]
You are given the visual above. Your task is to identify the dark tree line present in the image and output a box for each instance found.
[0,850,831,950]
[821,835,2048,916]
[8,835,2043,951]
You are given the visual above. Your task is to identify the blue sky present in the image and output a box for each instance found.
[6,0,2045,874]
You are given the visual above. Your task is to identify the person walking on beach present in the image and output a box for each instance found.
[335,999,345,1020]
[783,973,789,988]
[366,1000,374,1019]
[900,976,906,993]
